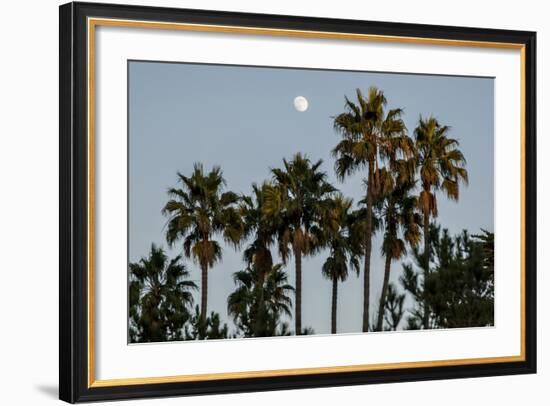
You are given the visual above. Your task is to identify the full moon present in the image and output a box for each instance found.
[293,96,309,112]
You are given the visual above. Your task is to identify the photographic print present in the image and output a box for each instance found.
[128,61,494,343]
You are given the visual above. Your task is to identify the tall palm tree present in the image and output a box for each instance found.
[413,116,468,328]
[228,263,294,337]
[264,153,336,334]
[321,194,361,334]
[374,166,421,332]
[162,163,244,322]
[333,87,412,332]
[129,244,197,343]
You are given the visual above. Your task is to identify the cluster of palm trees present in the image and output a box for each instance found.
[129,86,480,343]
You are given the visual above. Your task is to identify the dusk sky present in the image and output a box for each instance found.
[128,60,494,336]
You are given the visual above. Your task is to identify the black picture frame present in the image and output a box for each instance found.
[59,1,537,403]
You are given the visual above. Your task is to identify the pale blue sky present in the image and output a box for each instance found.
[128,61,494,335]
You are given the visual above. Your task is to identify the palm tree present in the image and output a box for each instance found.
[228,263,294,337]
[413,116,468,328]
[233,182,289,337]
[321,194,361,334]
[129,244,197,343]
[162,163,244,322]
[333,87,412,332]
[374,166,421,332]
[264,153,336,334]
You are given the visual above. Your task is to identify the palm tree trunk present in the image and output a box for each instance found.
[254,263,267,337]
[294,247,302,334]
[362,161,374,332]
[422,212,430,329]
[200,263,208,323]
[331,277,338,334]
[376,253,392,331]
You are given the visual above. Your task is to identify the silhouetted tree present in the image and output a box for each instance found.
[129,244,197,343]
[184,305,230,340]
[401,226,494,329]
[163,164,244,323]
[383,283,406,331]
[373,164,421,331]
[320,194,361,333]
[333,88,412,331]
[413,117,468,328]
[228,263,294,337]
[236,182,289,336]
[264,153,336,334]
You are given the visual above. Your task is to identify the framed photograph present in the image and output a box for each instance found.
[59,2,536,403]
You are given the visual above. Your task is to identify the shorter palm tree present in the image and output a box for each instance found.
[374,165,421,332]
[162,163,244,323]
[413,116,468,328]
[228,263,294,337]
[264,153,336,334]
[129,244,197,343]
[238,182,280,334]
[321,194,361,334]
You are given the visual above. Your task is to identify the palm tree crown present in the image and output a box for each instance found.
[414,116,468,219]
[162,163,244,321]
[321,194,361,333]
[228,263,294,337]
[413,116,468,328]
[240,182,279,272]
[264,153,336,334]
[236,182,287,336]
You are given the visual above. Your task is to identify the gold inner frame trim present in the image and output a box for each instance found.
[90,355,524,388]
[87,17,527,388]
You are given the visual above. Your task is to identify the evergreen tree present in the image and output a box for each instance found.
[400,226,494,329]
[383,283,406,331]
[184,305,230,340]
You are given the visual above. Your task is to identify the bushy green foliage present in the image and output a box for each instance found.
[383,283,406,331]
[228,263,294,337]
[129,244,197,343]
[184,305,230,340]
[400,226,494,330]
